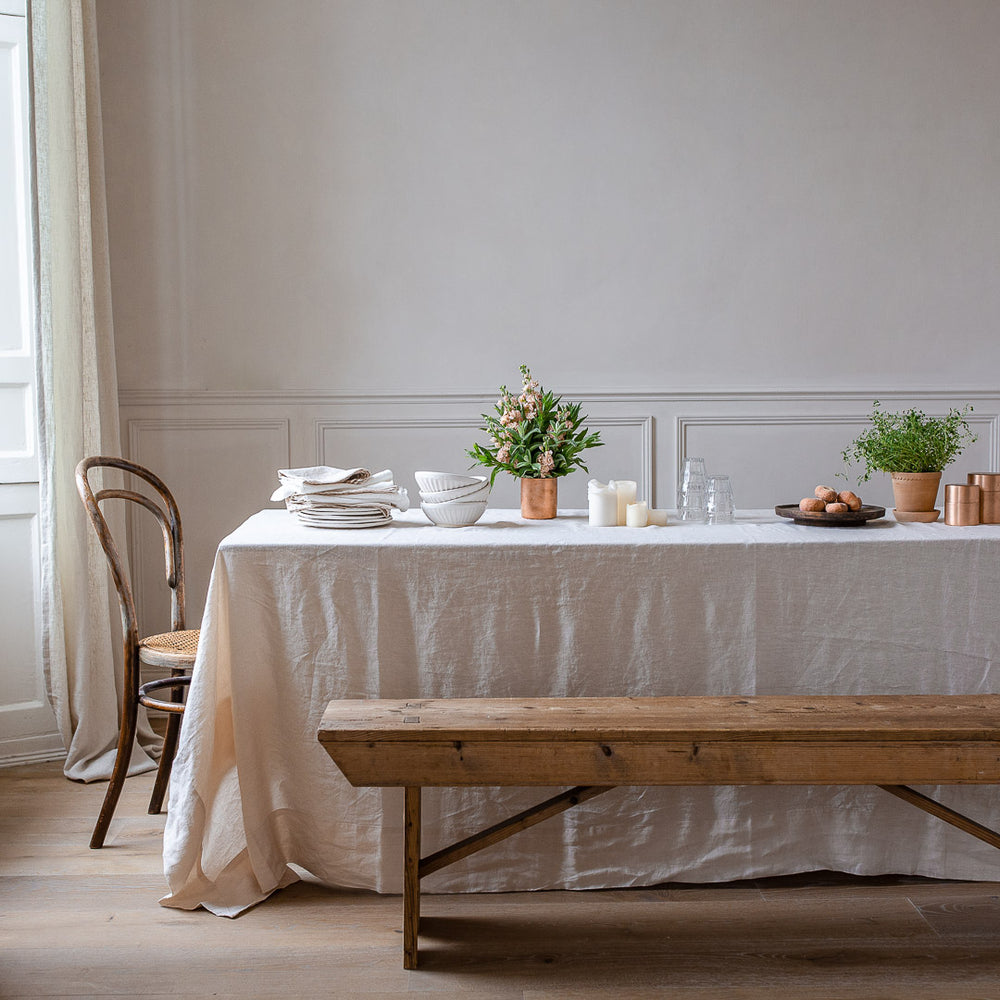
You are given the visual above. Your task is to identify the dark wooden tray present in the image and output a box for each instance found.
[775,503,887,527]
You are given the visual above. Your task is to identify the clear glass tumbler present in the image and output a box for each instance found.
[706,474,735,524]
[677,457,707,522]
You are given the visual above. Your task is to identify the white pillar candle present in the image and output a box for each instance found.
[587,479,618,526]
[647,508,668,526]
[609,480,637,526]
[626,501,648,527]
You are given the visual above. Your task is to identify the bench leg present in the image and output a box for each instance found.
[403,786,421,969]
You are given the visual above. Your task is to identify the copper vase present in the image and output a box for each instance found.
[520,477,558,519]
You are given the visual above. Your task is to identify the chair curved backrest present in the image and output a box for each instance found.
[75,455,187,648]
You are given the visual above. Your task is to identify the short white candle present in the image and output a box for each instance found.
[647,508,668,526]
[609,479,637,526]
[587,480,618,526]
[626,501,648,527]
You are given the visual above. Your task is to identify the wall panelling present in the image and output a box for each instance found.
[120,387,999,637]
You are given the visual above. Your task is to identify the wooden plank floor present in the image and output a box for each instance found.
[2,760,999,999]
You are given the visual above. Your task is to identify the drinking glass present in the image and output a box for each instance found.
[677,457,707,522]
[706,474,735,524]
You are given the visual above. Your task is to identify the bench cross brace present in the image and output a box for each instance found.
[878,784,1000,850]
[420,784,614,878]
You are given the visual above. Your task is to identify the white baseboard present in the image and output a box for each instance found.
[0,742,66,769]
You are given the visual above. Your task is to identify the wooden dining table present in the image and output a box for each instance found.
[160,507,1000,916]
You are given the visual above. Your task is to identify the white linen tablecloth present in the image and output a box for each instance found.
[161,508,1000,916]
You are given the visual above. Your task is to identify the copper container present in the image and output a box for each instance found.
[967,473,1000,523]
[520,477,558,519]
[945,484,980,526]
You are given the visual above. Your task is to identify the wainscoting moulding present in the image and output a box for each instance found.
[125,416,292,463]
[678,412,1000,473]
[120,386,1000,508]
[118,386,1000,408]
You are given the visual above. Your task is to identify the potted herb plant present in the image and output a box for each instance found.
[840,401,978,521]
[468,364,603,519]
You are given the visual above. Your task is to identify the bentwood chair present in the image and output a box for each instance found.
[75,456,200,849]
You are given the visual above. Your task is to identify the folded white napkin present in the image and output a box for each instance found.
[287,492,408,510]
[287,496,396,529]
[286,495,401,513]
[271,467,393,501]
[273,465,410,527]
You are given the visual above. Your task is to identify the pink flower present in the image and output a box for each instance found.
[497,444,511,464]
[539,450,555,476]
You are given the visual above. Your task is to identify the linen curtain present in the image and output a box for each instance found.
[31,0,158,780]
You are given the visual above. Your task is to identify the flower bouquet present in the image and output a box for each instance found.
[468,364,603,518]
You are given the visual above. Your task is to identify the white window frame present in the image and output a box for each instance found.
[0,1,37,486]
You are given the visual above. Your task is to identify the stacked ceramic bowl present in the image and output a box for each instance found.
[415,471,490,527]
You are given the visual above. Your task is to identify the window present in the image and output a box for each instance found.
[0,2,35,486]
[0,1,57,763]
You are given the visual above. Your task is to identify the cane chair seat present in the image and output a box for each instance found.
[139,628,201,668]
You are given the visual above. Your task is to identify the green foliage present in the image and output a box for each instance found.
[468,364,603,483]
[841,401,978,483]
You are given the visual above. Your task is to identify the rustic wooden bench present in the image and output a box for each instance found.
[317,695,1000,968]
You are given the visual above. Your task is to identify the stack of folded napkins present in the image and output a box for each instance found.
[270,466,409,528]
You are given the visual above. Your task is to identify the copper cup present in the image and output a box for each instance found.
[967,473,1000,523]
[945,484,980,526]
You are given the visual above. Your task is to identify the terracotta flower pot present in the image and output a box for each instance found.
[890,471,942,522]
[520,477,558,519]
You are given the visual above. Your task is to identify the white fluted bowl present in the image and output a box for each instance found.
[420,500,488,527]
[419,480,490,504]
[414,470,483,493]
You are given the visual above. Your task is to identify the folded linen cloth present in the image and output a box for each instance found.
[273,465,409,528]
[271,466,394,501]
[285,495,397,516]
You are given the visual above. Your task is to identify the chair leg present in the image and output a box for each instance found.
[148,710,182,815]
[90,697,140,850]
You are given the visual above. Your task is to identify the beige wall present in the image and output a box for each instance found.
[98,0,1000,392]
[94,1,1000,627]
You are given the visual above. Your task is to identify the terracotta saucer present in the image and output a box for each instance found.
[893,509,940,523]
